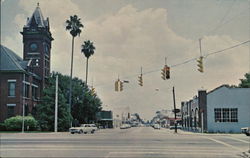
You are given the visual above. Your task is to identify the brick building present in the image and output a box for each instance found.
[0,4,53,122]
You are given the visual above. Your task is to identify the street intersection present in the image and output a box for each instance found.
[0,127,249,158]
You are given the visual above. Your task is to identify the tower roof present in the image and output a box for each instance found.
[25,3,48,28]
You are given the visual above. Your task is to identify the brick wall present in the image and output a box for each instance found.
[0,72,40,122]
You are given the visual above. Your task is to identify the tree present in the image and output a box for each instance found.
[239,73,250,88]
[35,74,72,131]
[81,40,95,85]
[35,72,102,130]
[71,79,102,124]
[65,15,84,121]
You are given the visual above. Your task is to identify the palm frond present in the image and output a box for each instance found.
[65,15,84,37]
[81,40,96,58]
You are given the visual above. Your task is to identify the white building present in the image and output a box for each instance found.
[111,106,130,128]
[181,85,250,133]
[207,85,250,133]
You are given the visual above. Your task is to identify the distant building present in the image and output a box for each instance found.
[0,4,53,122]
[181,95,202,132]
[181,85,250,133]
[152,109,181,127]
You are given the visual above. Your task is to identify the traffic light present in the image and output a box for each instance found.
[91,87,95,96]
[138,75,143,86]
[166,66,170,79]
[161,67,166,80]
[197,56,204,73]
[115,80,119,91]
[115,79,125,92]
[161,65,170,80]
[120,81,123,91]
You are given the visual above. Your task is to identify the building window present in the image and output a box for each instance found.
[32,86,38,99]
[35,59,39,67]
[222,108,230,122]
[7,104,16,118]
[25,104,29,116]
[214,108,238,123]
[214,108,222,122]
[24,83,30,98]
[230,108,238,122]
[8,80,16,97]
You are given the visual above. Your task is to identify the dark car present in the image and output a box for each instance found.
[169,125,182,130]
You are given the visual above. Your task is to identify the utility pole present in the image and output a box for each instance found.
[199,38,202,57]
[248,0,250,153]
[172,86,177,133]
[22,74,25,133]
[54,75,58,132]
[249,0,250,74]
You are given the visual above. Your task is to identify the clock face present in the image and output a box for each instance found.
[30,43,38,51]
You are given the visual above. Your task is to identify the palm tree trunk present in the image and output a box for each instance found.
[86,57,89,86]
[69,36,75,127]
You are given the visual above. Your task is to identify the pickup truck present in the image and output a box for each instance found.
[241,127,250,136]
[69,124,98,134]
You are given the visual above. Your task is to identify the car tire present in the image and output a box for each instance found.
[79,130,83,134]
[246,133,250,136]
[71,132,75,134]
[91,130,95,134]
[84,132,87,134]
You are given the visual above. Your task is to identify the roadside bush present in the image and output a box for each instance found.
[4,115,38,131]
[0,123,6,131]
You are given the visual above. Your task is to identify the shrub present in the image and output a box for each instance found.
[0,123,6,131]
[4,115,38,131]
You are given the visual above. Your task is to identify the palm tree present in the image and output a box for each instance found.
[81,40,95,85]
[65,15,83,124]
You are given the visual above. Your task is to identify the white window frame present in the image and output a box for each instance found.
[214,108,238,123]
[7,104,16,106]
[8,80,16,97]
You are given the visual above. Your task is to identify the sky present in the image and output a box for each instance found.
[1,0,250,120]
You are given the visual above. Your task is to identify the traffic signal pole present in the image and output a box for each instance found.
[199,38,202,57]
[172,86,177,133]
[54,75,58,132]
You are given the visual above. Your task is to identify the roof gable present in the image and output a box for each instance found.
[0,45,26,72]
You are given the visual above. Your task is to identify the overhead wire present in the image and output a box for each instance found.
[207,0,236,35]
[95,1,249,88]
[95,40,250,88]
[204,40,250,58]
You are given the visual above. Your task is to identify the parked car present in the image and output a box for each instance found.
[241,127,250,136]
[169,125,182,130]
[120,124,131,129]
[69,124,97,134]
[153,124,161,129]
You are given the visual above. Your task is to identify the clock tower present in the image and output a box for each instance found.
[21,3,53,89]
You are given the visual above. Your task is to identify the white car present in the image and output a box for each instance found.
[120,124,131,129]
[153,124,161,129]
[241,127,250,136]
[69,124,97,134]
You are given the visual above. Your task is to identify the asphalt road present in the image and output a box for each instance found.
[0,127,250,158]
